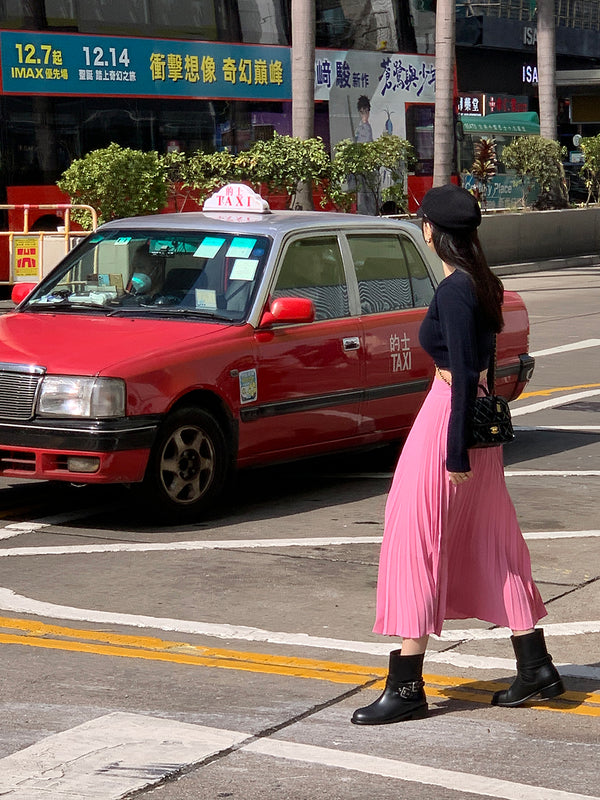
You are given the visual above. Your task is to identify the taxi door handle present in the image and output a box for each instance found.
[343,337,361,351]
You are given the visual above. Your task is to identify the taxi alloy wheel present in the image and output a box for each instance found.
[145,407,230,518]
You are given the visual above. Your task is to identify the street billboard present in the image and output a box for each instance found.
[314,48,436,147]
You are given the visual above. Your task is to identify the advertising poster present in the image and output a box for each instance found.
[315,48,436,147]
[13,236,39,279]
[0,30,291,101]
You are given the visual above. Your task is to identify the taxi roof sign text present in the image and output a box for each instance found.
[203,184,270,214]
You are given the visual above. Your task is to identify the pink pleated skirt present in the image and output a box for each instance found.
[374,376,546,639]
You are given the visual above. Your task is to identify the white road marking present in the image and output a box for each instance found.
[530,338,600,358]
[0,529,598,559]
[319,469,600,480]
[511,388,600,417]
[0,535,384,558]
[2,714,596,800]
[504,470,600,478]
[246,738,600,800]
[0,523,47,540]
[522,529,600,539]
[424,650,600,679]
[0,712,248,799]
[0,506,121,540]
[515,426,600,432]
[0,588,598,680]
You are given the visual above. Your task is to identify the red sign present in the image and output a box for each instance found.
[486,94,529,114]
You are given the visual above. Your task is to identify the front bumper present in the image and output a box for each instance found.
[0,415,161,483]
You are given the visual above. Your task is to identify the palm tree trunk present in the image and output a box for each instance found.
[291,0,315,209]
[432,0,455,187]
[537,0,557,141]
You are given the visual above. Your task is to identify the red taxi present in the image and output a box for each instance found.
[0,184,534,519]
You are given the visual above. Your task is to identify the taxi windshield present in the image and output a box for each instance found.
[23,229,271,321]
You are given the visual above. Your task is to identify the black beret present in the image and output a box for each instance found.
[418,184,481,233]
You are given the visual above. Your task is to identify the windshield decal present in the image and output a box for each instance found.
[226,237,256,259]
[194,289,217,309]
[194,237,226,259]
[229,258,258,281]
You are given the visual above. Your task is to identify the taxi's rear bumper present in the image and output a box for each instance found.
[517,353,535,384]
[0,415,161,483]
[496,354,535,401]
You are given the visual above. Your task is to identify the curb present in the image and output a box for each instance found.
[492,254,599,276]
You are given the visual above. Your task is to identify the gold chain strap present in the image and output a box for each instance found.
[435,365,452,386]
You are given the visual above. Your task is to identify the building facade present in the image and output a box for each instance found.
[0,0,598,219]
[0,1,438,206]
[456,0,600,145]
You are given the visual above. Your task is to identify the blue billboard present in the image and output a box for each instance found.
[0,30,291,100]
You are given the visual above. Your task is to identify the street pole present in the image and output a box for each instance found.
[291,0,315,209]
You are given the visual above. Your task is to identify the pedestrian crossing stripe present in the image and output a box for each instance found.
[0,712,598,800]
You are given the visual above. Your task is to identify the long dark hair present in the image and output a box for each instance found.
[426,219,504,333]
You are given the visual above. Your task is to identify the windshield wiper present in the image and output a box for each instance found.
[165,308,232,320]
[25,300,111,312]
[105,305,233,321]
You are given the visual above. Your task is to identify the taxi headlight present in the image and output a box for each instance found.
[37,376,126,418]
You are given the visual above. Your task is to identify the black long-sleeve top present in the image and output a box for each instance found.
[418,269,495,472]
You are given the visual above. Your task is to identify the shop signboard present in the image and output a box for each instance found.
[459,111,540,135]
[485,94,529,114]
[314,48,436,146]
[462,174,537,209]
[457,93,485,116]
[0,30,291,100]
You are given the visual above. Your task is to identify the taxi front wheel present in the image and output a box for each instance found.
[141,407,231,520]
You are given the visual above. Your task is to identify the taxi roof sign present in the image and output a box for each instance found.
[203,183,270,214]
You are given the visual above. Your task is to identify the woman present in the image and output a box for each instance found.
[352,184,565,725]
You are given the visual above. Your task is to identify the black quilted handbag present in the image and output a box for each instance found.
[467,337,514,449]
[468,389,514,448]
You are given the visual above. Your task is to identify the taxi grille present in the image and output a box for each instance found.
[0,364,45,421]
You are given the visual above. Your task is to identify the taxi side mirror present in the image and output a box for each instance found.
[11,282,37,305]
[259,296,315,327]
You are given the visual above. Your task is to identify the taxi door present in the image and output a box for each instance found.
[343,231,436,438]
[243,233,363,457]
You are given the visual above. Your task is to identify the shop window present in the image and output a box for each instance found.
[406,104,434,176]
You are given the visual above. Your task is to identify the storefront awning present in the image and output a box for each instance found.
[459,112,540,135]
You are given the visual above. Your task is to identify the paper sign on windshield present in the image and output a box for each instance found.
[194,237,225,259]
[229,259,258,281]
[226,238,256,259]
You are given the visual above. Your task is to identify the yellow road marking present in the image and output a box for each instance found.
[519,382,600,400]
[0,616,597,716]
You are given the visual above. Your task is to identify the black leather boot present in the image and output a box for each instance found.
[351,650,427,725]
[491,628,565,707]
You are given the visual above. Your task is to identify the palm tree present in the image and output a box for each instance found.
[432,0,455,187]
[537,0,557,141]
[291,0,315,209]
